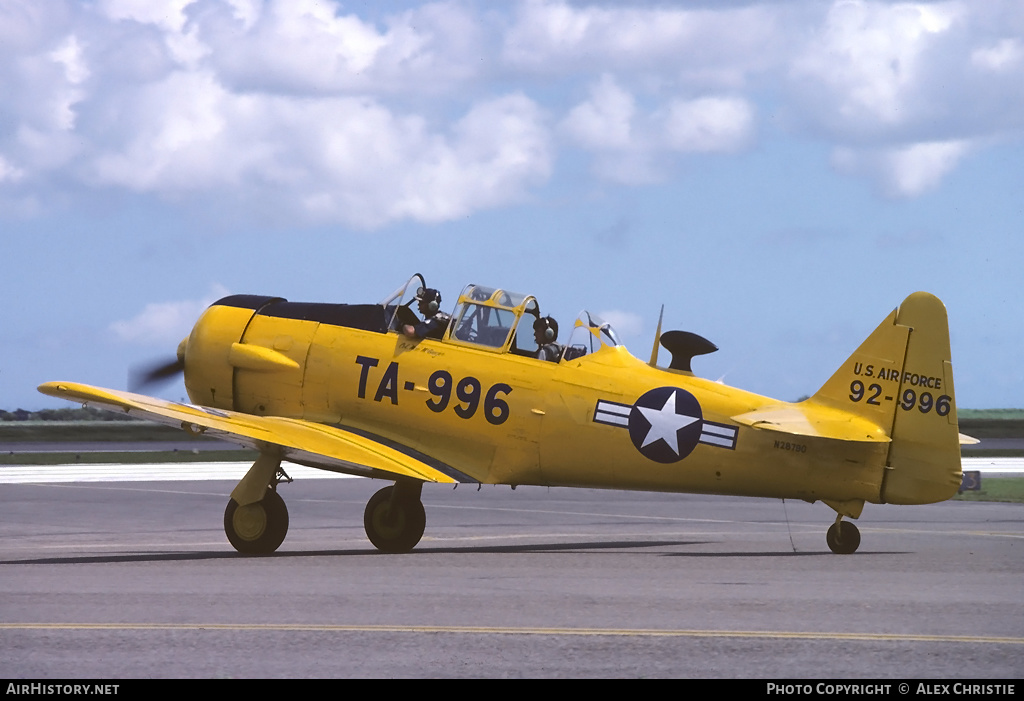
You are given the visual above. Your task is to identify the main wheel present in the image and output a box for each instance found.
[826,521,861,554]
[224,488,289,555]
[364,485,426,553]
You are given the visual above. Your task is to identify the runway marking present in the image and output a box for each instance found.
[1,622,1021,645]
[9,482,233,498]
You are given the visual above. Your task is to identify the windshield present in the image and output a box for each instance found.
[562,310,620,360]
[379,273,426,308]
[446,284,539,352]
[379,273,427,332]
[451,303,517,348]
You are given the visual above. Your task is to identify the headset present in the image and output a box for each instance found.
[533,316,558,342]
[417,288,441,315]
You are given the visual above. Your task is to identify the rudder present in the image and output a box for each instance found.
[809,292,962,504]
[880,292,962,504]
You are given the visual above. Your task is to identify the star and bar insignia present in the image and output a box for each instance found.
[594,386,738,463]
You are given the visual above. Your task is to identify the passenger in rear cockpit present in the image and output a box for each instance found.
[533,316,562,362]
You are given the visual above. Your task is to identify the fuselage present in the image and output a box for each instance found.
[182,295,889,505]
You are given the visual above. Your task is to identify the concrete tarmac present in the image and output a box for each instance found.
[1,477,1021,679]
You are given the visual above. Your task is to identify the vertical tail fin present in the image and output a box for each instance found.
[880,292,962,503]
[810,292,962,504]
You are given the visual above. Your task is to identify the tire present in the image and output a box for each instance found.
[826,521,861,554]
[364,485,426,553]
[224,488,289,555]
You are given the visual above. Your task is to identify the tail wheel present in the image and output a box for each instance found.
[224,488,289,555]
[826,520,861,554]
[364,485,426,553]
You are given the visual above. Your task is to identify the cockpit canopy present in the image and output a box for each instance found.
[380,274,622,361]
[448,284,539,352]
[562,311,621,360]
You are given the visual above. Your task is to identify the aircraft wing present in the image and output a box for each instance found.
[731,404,892,443]
[38,381,467,484]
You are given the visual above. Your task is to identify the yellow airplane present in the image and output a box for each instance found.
[38,274,968,556]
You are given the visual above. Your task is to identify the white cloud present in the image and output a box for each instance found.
[561,74,634,150]
[204,0,390,82]
[222,0,261,32]
[971,38,1024,72]
[48,34,89,85]
[1,0,1022,220]
[504,0,781,89]
[110,284,230,346]
[885,140,972,196]
[785,0,1024,195]
[98,0,208,65]
[306,92,552,227]
[791,1,961,128]
[84,70,550,228]
[0,155,24,183]
[832,140,972,197]
[561,75,755,184]
[195,0,484,95]
[99,0,195,32]
[662,97,754,154]
[89,70,237,191]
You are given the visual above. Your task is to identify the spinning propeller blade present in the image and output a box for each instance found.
[128,357,185,393]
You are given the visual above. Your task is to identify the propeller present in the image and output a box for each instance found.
[128,357,184,393]
[128,338,189,393]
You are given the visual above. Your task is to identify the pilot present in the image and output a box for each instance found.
[533,316,562,362]
[403,288,451,340]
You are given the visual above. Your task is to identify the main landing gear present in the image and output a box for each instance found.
[826,514,861,554]
[364,481,426,553]
[224,487,289,555]
[222,454,428,556]
[224,454,292,555]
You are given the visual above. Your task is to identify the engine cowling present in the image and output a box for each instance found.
[183,294,392,420]
[183,295,285,411]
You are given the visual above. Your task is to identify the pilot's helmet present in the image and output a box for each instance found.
[417,288,442,315]
[533,316,558,342]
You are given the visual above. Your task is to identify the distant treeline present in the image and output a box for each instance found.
[0,407,138,422]
[959,418,1024,439]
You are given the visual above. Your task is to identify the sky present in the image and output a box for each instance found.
[2,0,1022,412]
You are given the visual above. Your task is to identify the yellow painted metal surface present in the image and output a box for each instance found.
[37,381,458,484]
[39,286,966,516]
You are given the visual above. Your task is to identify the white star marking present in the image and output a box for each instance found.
[636,391,700,455]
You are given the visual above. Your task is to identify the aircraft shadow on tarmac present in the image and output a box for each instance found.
[0,538,888,565]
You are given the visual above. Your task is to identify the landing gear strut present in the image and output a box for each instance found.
[826,514,861,554]
[364,481,426,553]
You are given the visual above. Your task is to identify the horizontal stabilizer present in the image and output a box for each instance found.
[732,404,891,443]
